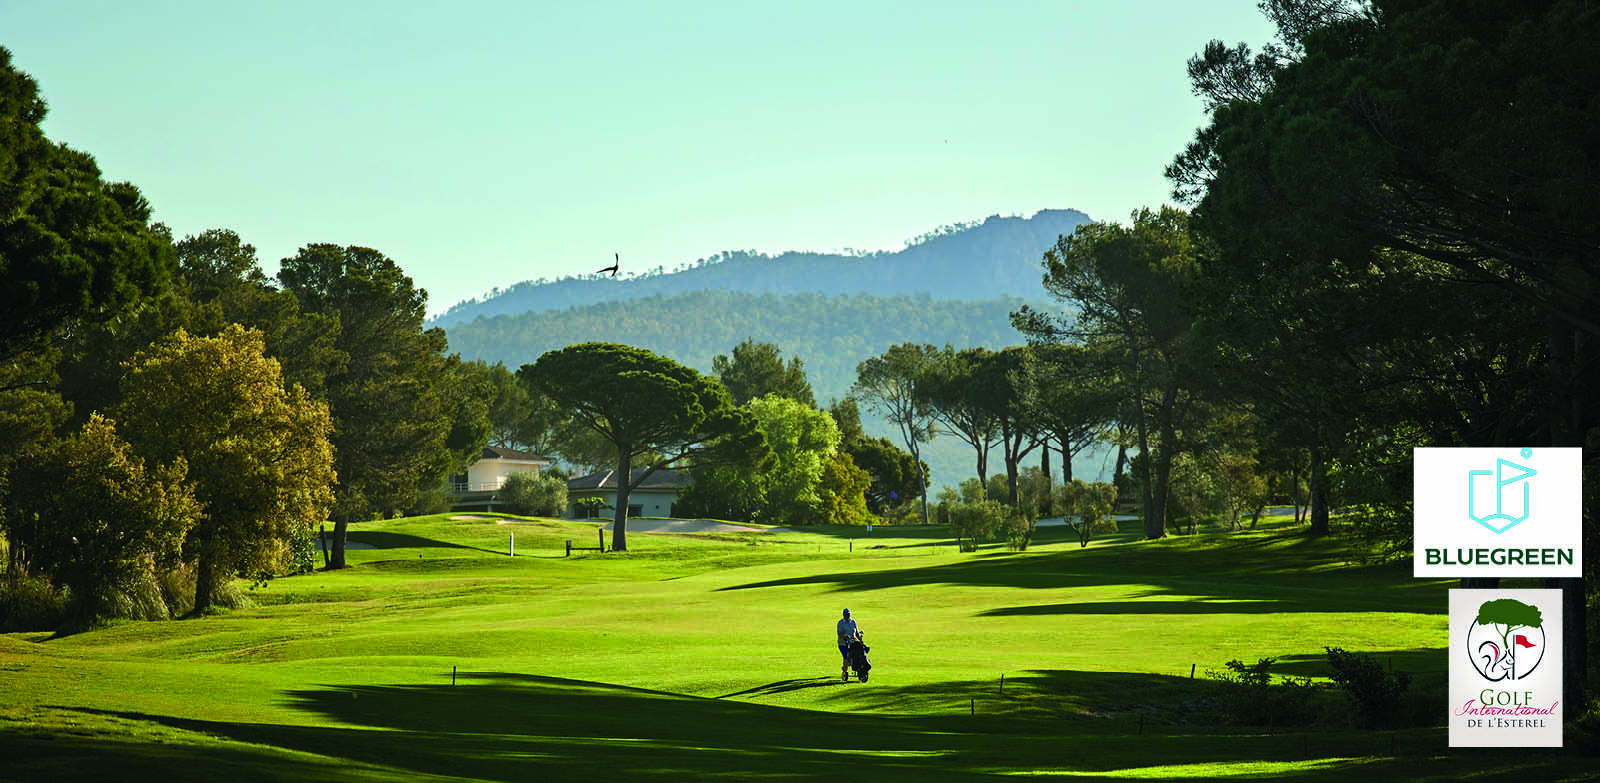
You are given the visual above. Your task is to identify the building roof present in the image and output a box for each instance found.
[481,446,551,463]
[567,468,693,491]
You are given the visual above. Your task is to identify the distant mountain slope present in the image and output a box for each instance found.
[444,290,1038,403]
[431,209,1091,328]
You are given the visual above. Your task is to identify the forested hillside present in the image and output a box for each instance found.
[446,290,1046,403]
[443,289,1110,488]
[431,209,1091,327]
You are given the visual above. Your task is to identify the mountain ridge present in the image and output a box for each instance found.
[430,208,1092,328]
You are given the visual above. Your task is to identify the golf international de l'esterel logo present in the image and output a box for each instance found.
[1450,589,1562,747]
[1414,448,1581,577]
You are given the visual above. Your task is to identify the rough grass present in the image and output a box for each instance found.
[0,514,1592,781]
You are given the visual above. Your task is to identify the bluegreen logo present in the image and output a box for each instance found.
[1468,449,1537,534]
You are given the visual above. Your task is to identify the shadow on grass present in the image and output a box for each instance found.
[716,676,848,699]
[719,529,1446,616]
[36,672,1594,782]
[345,531,507,557]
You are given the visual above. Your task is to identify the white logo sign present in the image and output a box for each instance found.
[1414,448,1581,576]
[1450,589,1562,747]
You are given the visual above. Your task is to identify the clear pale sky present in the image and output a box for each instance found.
[3,1,1276,315]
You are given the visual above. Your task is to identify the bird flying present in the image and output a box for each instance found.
[597,253,620,277]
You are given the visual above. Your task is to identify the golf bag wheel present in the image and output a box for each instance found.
[857,671,868,683]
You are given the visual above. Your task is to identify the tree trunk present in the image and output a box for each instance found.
[193,551,216,613]
[1307,442,1329,536]
[328,517,350,569]
[1060,438,1075,483]
[612,451,632,552]
[975,447,988,498]
[1040,436,1052,514]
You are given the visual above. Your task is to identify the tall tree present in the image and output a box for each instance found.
[279,244,474,568]
[0,48,176,365]
[1172,0,1598,705]
[1021,342,1121,485]
[852,344,938,525]
[974,346,1046,507]
[712,339,816,407]
[920,347,999,493]
[1014,208,1204,539]
[119,326,334,610]
[520,343,765,551]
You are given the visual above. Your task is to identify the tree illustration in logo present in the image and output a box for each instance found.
[1469,598,1544,681]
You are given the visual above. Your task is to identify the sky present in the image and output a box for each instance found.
[2,1,1278,316]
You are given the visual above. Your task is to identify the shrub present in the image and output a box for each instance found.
[499,472,567,517]
[1324,647,1412,729]
[1056,480,1117,547]
[286,524,319,575]
[1206,657,1321,727]
[0,574,70,632]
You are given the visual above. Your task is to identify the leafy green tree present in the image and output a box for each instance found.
[841,435,926,516]
[279,244,477,567]
[817,451,874,526]
[175,229,340,398]
[679,395,854,526]
[712,339,816,407]
[4,414,198,620]
[852,344,938,524]
[746,395,840,525]
[520,342,766,551]
[498,472,568,517]
[0,48,175,365]
[827,397,865,443]
[1056,479,1117,548]
[119,326,335,610]
[464,360,564,454]
[0,350,70,581]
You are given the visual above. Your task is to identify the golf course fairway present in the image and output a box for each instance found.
[1,514,1592,781]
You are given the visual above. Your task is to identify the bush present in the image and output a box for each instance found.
[499,472,567,517]
[1056,480,1117,547]
[286,524,319,575]
[1206,657,1322,727]
[1324,647,1412,729]
[0,574,70,632]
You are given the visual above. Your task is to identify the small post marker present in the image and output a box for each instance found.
[598,528,606,553]
[850,540,853,552]
[1189,663,1195,679]
[1000,674,1004,695]
[510,532,515,557]
[565,540,572,557]
[970,699,975,716]
[452,665,456,686]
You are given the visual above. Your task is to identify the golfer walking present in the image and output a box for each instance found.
[837,608,860,679]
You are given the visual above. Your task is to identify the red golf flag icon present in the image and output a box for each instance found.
[1514,634,1537,649]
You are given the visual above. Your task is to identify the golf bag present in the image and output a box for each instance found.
[847,635,871,683]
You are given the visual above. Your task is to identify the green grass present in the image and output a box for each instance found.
[0,514,1591,781]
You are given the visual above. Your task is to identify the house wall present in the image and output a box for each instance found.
[462,459,543,491]
[567,488,678,518]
